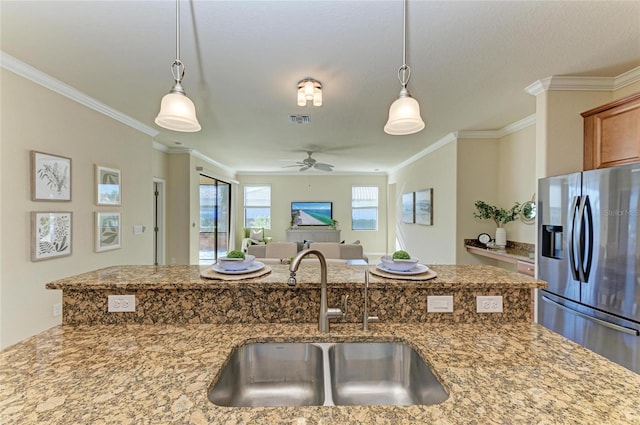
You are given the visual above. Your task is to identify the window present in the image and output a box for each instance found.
[244,185,271,229]
[352,186,378,230]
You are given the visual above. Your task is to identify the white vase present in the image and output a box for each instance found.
[495,227,507,247]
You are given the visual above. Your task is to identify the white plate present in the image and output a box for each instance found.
[376,263,429,275]
[212,261,265,275]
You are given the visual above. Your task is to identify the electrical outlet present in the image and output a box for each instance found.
[53,303,62,317]
[108,295,136,312]
[476,296,503,313]
[427,295,453,313]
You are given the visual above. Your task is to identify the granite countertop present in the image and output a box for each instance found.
[45,264,546,291]
[1,322,639,424]
[464,239,535,264]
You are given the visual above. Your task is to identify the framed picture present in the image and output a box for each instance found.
[401,192,415,224]
[31,151,71,201]
[31,212,72,261]
[95,165,121,206]
[415,188,433,226]
[95,212,121,252]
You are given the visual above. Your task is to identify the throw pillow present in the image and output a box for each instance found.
[250,228,263,243]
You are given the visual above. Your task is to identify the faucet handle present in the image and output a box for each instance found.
[327,295,349,321]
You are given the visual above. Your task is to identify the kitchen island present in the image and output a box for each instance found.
[2,321,639,424]
[46,264,545,325]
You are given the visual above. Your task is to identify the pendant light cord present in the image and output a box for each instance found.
[398,0,411,89]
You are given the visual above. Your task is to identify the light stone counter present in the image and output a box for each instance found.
[2,322,639,424]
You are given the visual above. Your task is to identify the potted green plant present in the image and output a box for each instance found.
[473,200,520,247]
[328,219,339,229]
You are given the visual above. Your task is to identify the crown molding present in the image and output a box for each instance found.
[614,66,640,91]
[458,114,536,139]
[1,51,159,137]
[152,141,169,152]
[387,132,458,175]
[525,66,640,96]
[163,146,238,176]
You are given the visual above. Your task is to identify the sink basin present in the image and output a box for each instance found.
[208,343,324,407]
[328,342,448,406]
[208,341,448,407]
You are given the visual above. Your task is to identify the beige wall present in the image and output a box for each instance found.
[237,174,388,257]
[456,138,499,265]
[497,124,537,244]
[1,70,155,349]
[388,142,458,265]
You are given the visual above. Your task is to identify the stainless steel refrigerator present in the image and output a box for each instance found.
[538,163,640,374]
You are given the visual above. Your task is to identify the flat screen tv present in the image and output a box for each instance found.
[291,202,333,226]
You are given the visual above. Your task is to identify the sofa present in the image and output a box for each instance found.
[247,241,367,263]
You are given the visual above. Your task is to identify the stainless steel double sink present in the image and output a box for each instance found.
[208,342,448,407]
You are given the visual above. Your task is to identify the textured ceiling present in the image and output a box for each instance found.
[2,0,639,174]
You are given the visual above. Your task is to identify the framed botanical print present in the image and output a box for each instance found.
[95,212,121,252]
[415,188,433,225]
[31,211,72,261]
[31,151,71,201]
[95,165,121,206]
[401,192,415,224]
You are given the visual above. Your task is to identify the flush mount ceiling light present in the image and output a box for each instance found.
[297,78,323,107]
[384,0,425,136]
[155,0,201,132]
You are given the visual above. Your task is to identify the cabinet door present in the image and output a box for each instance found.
[583,92,640,170]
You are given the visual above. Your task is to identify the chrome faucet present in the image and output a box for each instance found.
[289,249,347,333]
[363,270,379,331]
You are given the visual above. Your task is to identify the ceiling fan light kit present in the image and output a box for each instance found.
[384,0,425,136]
[155,0,201,132]
[297,78,323,107]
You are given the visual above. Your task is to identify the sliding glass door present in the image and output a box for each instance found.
[199,175,230,265]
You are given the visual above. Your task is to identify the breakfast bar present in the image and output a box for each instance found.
[1,264,639,423]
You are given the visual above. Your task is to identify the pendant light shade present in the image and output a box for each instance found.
[384,0,425,136]
[156,84,201,132]
[384,88,424,135]
[155,0,201,132]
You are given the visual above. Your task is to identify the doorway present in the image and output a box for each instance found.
[199,174,231,265]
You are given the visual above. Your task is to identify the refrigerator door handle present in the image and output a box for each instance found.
[568,195,580,281]
[542,296,640,336]
[576,195,588,283]
[582,195,594,282]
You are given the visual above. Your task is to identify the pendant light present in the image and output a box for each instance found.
[155,0,201,132]
[384,0,425,136]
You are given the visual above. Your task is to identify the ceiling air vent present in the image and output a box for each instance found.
[289,115,311,124]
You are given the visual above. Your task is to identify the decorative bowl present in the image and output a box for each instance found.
[380,255,420,272]
[217,254,256,271]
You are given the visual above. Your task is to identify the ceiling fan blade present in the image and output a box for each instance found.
[281,163,303,168]
[299,165,311,171]
[314,163,334,172]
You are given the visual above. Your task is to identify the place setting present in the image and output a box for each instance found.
[201,251,271,280]
[369,251,437,280]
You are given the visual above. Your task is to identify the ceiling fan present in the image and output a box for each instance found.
[282,151,334,172]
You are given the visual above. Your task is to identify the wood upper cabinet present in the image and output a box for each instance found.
[582,91,640,170]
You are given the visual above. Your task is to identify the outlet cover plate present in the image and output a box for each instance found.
[427,295,454,313]
[476,296,503,313]
[52,303,62,317]
[108,295,136,312]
